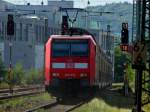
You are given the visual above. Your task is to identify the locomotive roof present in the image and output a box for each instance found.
[49,35,96,45]
[46,35,112,65]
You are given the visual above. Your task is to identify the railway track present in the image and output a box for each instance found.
[0,85,45,100]
[25,98,87,112]
[25,99,57,112]
[0,85,43,94]
[25,93,93,112]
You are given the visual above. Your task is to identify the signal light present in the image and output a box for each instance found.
[7,14,14,36]
[61,16,68,35]
[120,44,128,51]
[121,23,128,44]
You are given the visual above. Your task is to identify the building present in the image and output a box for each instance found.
[0,13,48,69]
[48,0,73,8]
[0,0,114,71]
[0,0,13,11]
[0,0,73,70]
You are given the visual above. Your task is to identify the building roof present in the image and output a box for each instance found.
[0,0,14,11]
[0,0,14,5]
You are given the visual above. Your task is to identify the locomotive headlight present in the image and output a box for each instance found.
[52,73,59,77]
[80,73,87,77]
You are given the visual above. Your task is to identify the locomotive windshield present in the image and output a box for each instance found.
[52,39,89,57]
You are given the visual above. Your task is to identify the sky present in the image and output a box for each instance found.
[5,0,133,8]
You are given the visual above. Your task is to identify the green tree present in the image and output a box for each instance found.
[114,46,131,82]
[115,46,136,92]
[87,2,133,36]
[126,64,135,92]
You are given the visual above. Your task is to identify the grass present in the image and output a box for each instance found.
[72,84,134,112]
[142,93,150,112]
[112,82,124,86]
[72,98,132,112]
[2,83,148,112]
[143,104,150,112]
[0,82,9,89]
[0,93,52,112]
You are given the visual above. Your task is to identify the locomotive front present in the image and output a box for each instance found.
[45,35,96,93]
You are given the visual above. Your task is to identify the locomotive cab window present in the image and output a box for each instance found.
[71,41,88,56]
[52,39,89,57]
[52,42,70,57]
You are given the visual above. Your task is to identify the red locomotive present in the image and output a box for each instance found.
[44,28,113,97]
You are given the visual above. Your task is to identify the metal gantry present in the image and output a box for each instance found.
[133,0,150,111]
[141,0,150,110]
[132,0,137,42]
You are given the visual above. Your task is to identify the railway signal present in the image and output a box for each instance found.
[123,63,129,96]
[120,44,128,52]
[7,14,15,94]
[61,16,68,35]
[7,14,14,36]
[121,23,129,44]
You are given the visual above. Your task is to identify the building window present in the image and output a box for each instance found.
[0,21,4,40]
[39,26,41,42]
[25,24,28,41]
[35,25,38,43]
[14,23,16,41]
[52,28,54,35]
[4,22,7,40]
[19,23,22,41]
[42,26,44,43]
[16,23,19,41]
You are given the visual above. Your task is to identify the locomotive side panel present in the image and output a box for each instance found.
[97,49,113,88]
[94,42,113,88]
[89,40,96,86]
[45,39,51,86]
[95,45,100,85]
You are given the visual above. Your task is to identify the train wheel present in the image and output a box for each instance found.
[94,85,99,91]
[99,83,102,89]
[89,86,98,96]
[45,85,49,91]
[56,97,61,102]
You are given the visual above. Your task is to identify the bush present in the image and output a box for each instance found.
[0,55,44,87]
[114,46,131,82]
[4,63,26,86]
[26,69,44,85]
[126,65,135,92]
[13,63,25,85]
[0,53,5,81]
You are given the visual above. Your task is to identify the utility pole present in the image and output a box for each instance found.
[123,63,129,96]
[106,25,111,56]
[7,14,14,94]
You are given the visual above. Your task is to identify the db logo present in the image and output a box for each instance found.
[66,63,74,68]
